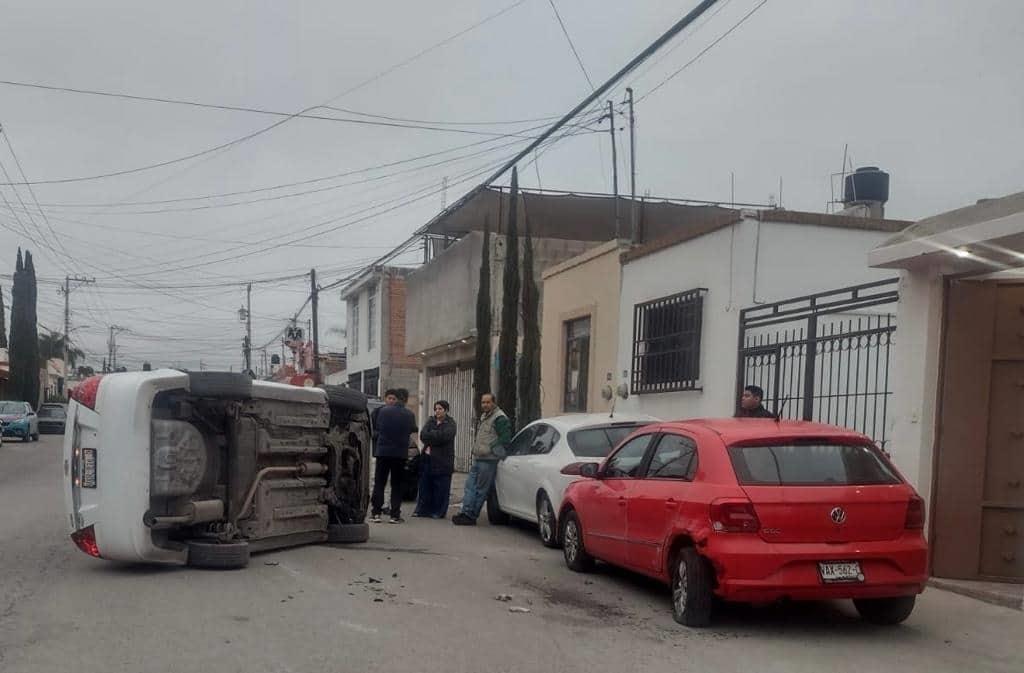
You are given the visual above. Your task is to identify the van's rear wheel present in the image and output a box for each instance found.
[186,539,250,570]
[327,522,370,543]
[187,372,253,399]
[854,596,916,625]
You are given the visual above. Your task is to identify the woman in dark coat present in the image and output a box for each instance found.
[414,400,457,519]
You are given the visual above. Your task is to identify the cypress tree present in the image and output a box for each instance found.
[497,168,520,430]
[517,211,541,427]
[10,248,41,405]
[472,216,493,417]
[0,283,7,349]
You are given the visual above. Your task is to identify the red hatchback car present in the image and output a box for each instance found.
[558,419,928,627]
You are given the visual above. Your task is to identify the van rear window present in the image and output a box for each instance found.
[728,442,900,486]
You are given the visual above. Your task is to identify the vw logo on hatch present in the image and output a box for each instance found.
[830,507,847,525]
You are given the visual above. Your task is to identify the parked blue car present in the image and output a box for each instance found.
[0,401,40,442]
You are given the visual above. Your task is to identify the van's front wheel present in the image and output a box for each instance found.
[186,539,250,570]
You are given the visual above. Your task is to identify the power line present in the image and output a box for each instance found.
[637,0,769,103]
[24,114,601,211]
[546,0,595,90]
[111,126,588,280]
[0,79,562,129]
[0,0,530,187]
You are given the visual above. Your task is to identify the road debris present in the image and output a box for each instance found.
[495,593,513,602]
[508,606,531,613]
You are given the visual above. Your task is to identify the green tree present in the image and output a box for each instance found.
[9,249,40,405]
[0,284,7,349]
[472,216,493,417]
[38,330,85,369]
[497,168,521,430]
[517,211,541,427]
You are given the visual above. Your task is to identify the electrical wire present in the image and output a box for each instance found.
[0,0,530,187]
[637,0,769,103]
[546,0,595,90]
[0,79,563,129]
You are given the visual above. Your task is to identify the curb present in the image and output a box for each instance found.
[927,578,1023,611]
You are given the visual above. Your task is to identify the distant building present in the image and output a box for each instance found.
[405,186,737,470]
[341,266,420,408]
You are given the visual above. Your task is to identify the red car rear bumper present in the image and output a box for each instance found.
[705,534,928,603]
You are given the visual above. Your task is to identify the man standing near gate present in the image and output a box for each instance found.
[736,385,777,418]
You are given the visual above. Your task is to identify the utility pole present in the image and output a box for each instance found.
[607,100,621,240]
[243,283,252,374]
[107,325,127,372]
[310,268,320,381]
[59,275,95,385]
[626,87,638,243]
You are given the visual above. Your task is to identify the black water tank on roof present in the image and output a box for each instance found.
[843,166,890,204]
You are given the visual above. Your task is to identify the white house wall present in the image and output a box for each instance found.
[615,218,897,422]
[344,281,383,376]
[885,269,945,507]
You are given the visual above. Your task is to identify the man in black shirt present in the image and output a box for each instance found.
[736,385,777,418]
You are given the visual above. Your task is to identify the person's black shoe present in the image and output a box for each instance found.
[452,513,476,526]
[389,516,405,524]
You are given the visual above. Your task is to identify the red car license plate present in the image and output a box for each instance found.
[818,561,864,583]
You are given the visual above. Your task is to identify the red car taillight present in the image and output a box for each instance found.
[905,496,926,529]
[71,375,104,411]
[710,500,761,533]
[70,525,102,558]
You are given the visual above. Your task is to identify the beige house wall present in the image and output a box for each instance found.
[540,241,625,418]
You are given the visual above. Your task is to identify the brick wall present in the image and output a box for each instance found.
[386,274,421,370]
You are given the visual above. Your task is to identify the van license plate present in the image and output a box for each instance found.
[818,561,863,583]
[81,448,97,488]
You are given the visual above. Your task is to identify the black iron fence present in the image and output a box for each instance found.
[736,279,899,448]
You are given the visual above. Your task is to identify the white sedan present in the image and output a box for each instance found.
[487,413,658,547]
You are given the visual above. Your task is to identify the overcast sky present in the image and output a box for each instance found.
[1,0,1022,371]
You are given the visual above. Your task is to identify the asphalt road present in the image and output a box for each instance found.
[1,435,1021,673]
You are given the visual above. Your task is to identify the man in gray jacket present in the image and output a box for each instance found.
[453,393,512,526]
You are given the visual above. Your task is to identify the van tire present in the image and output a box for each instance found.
[187,539,250,570]
[188,372,253,399]
[327,522,370,544]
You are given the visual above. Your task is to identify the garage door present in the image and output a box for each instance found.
[425,366,474,472]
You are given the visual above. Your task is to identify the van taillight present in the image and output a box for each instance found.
[905,496,925,529]
[70,525,101,558]
[710,500,761,533]
[71,375,104,411]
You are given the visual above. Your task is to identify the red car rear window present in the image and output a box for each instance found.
[728,442,901,486]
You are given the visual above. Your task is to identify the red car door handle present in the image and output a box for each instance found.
[618,497,627,507]
[665,498,677,507]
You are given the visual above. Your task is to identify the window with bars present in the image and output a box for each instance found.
[631,288,706,394]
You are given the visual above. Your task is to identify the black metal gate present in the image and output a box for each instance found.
[736,279,899,448]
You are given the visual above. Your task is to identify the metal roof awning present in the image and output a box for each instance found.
[869,191,1024,273]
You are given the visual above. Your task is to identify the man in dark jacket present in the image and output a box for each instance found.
[736,385,777,418]
[371,389,418,523]
[414,400,457,519]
